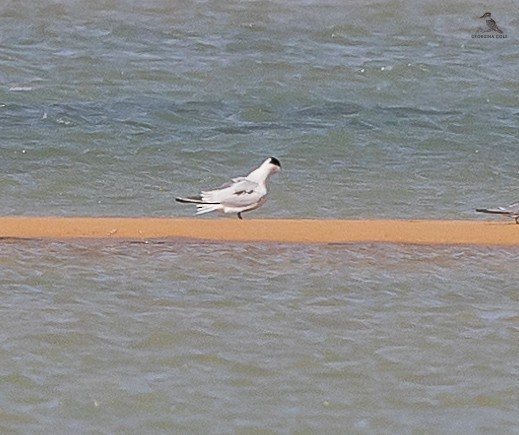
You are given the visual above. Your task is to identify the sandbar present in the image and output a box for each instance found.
[0,217,518,246]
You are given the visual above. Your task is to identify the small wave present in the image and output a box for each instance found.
[8,86,33,92]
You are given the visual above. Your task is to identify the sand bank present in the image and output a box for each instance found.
[0,217,518,246]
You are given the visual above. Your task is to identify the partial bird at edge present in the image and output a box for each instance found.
[476,202,519,224]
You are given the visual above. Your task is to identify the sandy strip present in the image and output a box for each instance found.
[0,216,518,245]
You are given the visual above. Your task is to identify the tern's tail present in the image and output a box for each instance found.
[195,203,222,215]
[176,196,222,215]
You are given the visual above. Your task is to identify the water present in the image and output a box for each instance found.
[1,241,518,433]
[1,0,518,432]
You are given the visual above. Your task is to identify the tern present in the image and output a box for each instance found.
[476,202,519,224]
[480,12,503,33]
[176,157,281,219]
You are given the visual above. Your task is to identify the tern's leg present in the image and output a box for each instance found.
[237,212,243,220]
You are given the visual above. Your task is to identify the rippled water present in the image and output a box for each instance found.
[2,241,519,433]
[2,0,518,219]
[1,0,519,432]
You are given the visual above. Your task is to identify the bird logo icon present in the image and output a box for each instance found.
[479,12,504,34]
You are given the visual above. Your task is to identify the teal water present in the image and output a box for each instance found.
[1,1,518,433]
[1,0,518,219]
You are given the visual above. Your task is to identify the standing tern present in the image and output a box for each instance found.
[176,157,281,219]
[476,202,519,224]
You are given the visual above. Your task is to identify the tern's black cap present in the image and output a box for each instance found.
[269,157,281,168]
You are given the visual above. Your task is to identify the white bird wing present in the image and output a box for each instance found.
[477,202,519,215]
[496,202,519,213]
[201,178,263,207]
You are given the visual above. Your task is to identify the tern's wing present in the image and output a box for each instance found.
[201,179,263,206]
[203,177,248,193]
[497,202,519,214]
